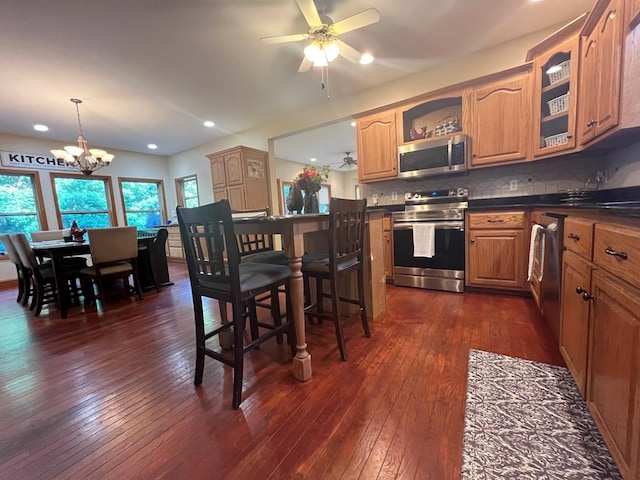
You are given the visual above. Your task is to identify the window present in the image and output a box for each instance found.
[118,178,166,229]
[0,171,46,253]
[51,173,115,229]
[175,175,199,208]
[279,180,331,214]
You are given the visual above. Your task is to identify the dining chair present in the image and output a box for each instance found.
[0,233,31,305]
[79,226,143,305]
[177,199,294,409]
[228,207,291,342]
[137,228,169,292]
[302,197,371,361]
[10,233,86,316]
[30,229,68,242]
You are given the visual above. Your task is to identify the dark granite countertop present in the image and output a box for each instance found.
[367,186,640,217]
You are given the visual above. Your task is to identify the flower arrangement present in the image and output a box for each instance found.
[294,164,329,194]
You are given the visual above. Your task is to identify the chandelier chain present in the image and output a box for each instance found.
[75,102,84,138]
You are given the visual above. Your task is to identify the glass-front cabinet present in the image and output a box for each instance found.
[531,35,581,157]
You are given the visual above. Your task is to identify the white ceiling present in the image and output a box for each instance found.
[0,0,593,168]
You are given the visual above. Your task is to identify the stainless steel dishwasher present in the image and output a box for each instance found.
[532,212,566,340]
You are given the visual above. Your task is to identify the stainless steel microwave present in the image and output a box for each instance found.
[398,134,469,179]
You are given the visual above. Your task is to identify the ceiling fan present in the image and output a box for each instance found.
[260,0,380,73]
[335,152,357,169]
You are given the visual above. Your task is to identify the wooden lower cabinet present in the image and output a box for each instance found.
[165,225,185,262]
[587,270,640,480]
[559,215,640,479]
[467,229,526,289]
[466,211,528,291]
[559,251,593,395]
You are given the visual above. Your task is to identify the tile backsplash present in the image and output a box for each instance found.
[362,140,640,206]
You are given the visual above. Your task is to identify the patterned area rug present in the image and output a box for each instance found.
[462,349,622,479]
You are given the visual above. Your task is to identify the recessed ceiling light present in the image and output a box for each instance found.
[204,120,215,128]
[360,53,374,65]
[310,158,316,162]
[33,124,49,132]
[147,144,158,150]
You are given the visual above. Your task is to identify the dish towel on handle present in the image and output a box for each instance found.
[527,224,544,282]
[413,223,435,258]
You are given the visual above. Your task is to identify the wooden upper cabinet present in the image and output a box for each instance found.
[224,152,244,185]
[578,0,623,145]
[207,146,269,211]
[210,156,227,189]
[356,110,398,182]
[530,35,581,157]
[467,67,531,167]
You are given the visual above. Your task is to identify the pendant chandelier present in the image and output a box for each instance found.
[50,98,114,176]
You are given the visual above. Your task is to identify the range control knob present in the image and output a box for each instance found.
[457,187,468,197]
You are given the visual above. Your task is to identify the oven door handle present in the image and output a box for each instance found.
[393,221,464,231]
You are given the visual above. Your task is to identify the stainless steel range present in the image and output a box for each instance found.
[392,188,468,293]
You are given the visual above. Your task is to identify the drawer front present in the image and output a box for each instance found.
[468,211,526,229]
[593,223,640,289]
[564,218,594,260]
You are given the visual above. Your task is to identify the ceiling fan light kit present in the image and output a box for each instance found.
[304,40,339,65]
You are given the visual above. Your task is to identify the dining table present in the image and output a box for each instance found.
[232,212,329,382]
[32,215,329,382]
[31,234,163,320]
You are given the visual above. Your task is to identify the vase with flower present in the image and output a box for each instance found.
[294,165,329,214]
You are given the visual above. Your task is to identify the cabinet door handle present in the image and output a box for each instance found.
[470,239,475,243]
[576,286,593,301]
[566,134,573,139]
[487,218,505,223]
[567,233,580,241]
[605,247,628,260]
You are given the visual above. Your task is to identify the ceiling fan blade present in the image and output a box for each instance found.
[331,8,380,35]
[260,33,309,44]
[298,57,313,73]
[296,0,322,27]
[335,39,362,64]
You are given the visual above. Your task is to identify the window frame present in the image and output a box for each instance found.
[50,172,117,229]
[175,174,200,208]
[118,176,168,228]
[0,168,48,258]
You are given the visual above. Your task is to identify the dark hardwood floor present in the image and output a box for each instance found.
[0,263,563,479]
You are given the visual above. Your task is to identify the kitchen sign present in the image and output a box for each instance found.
[1,150,76,172]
